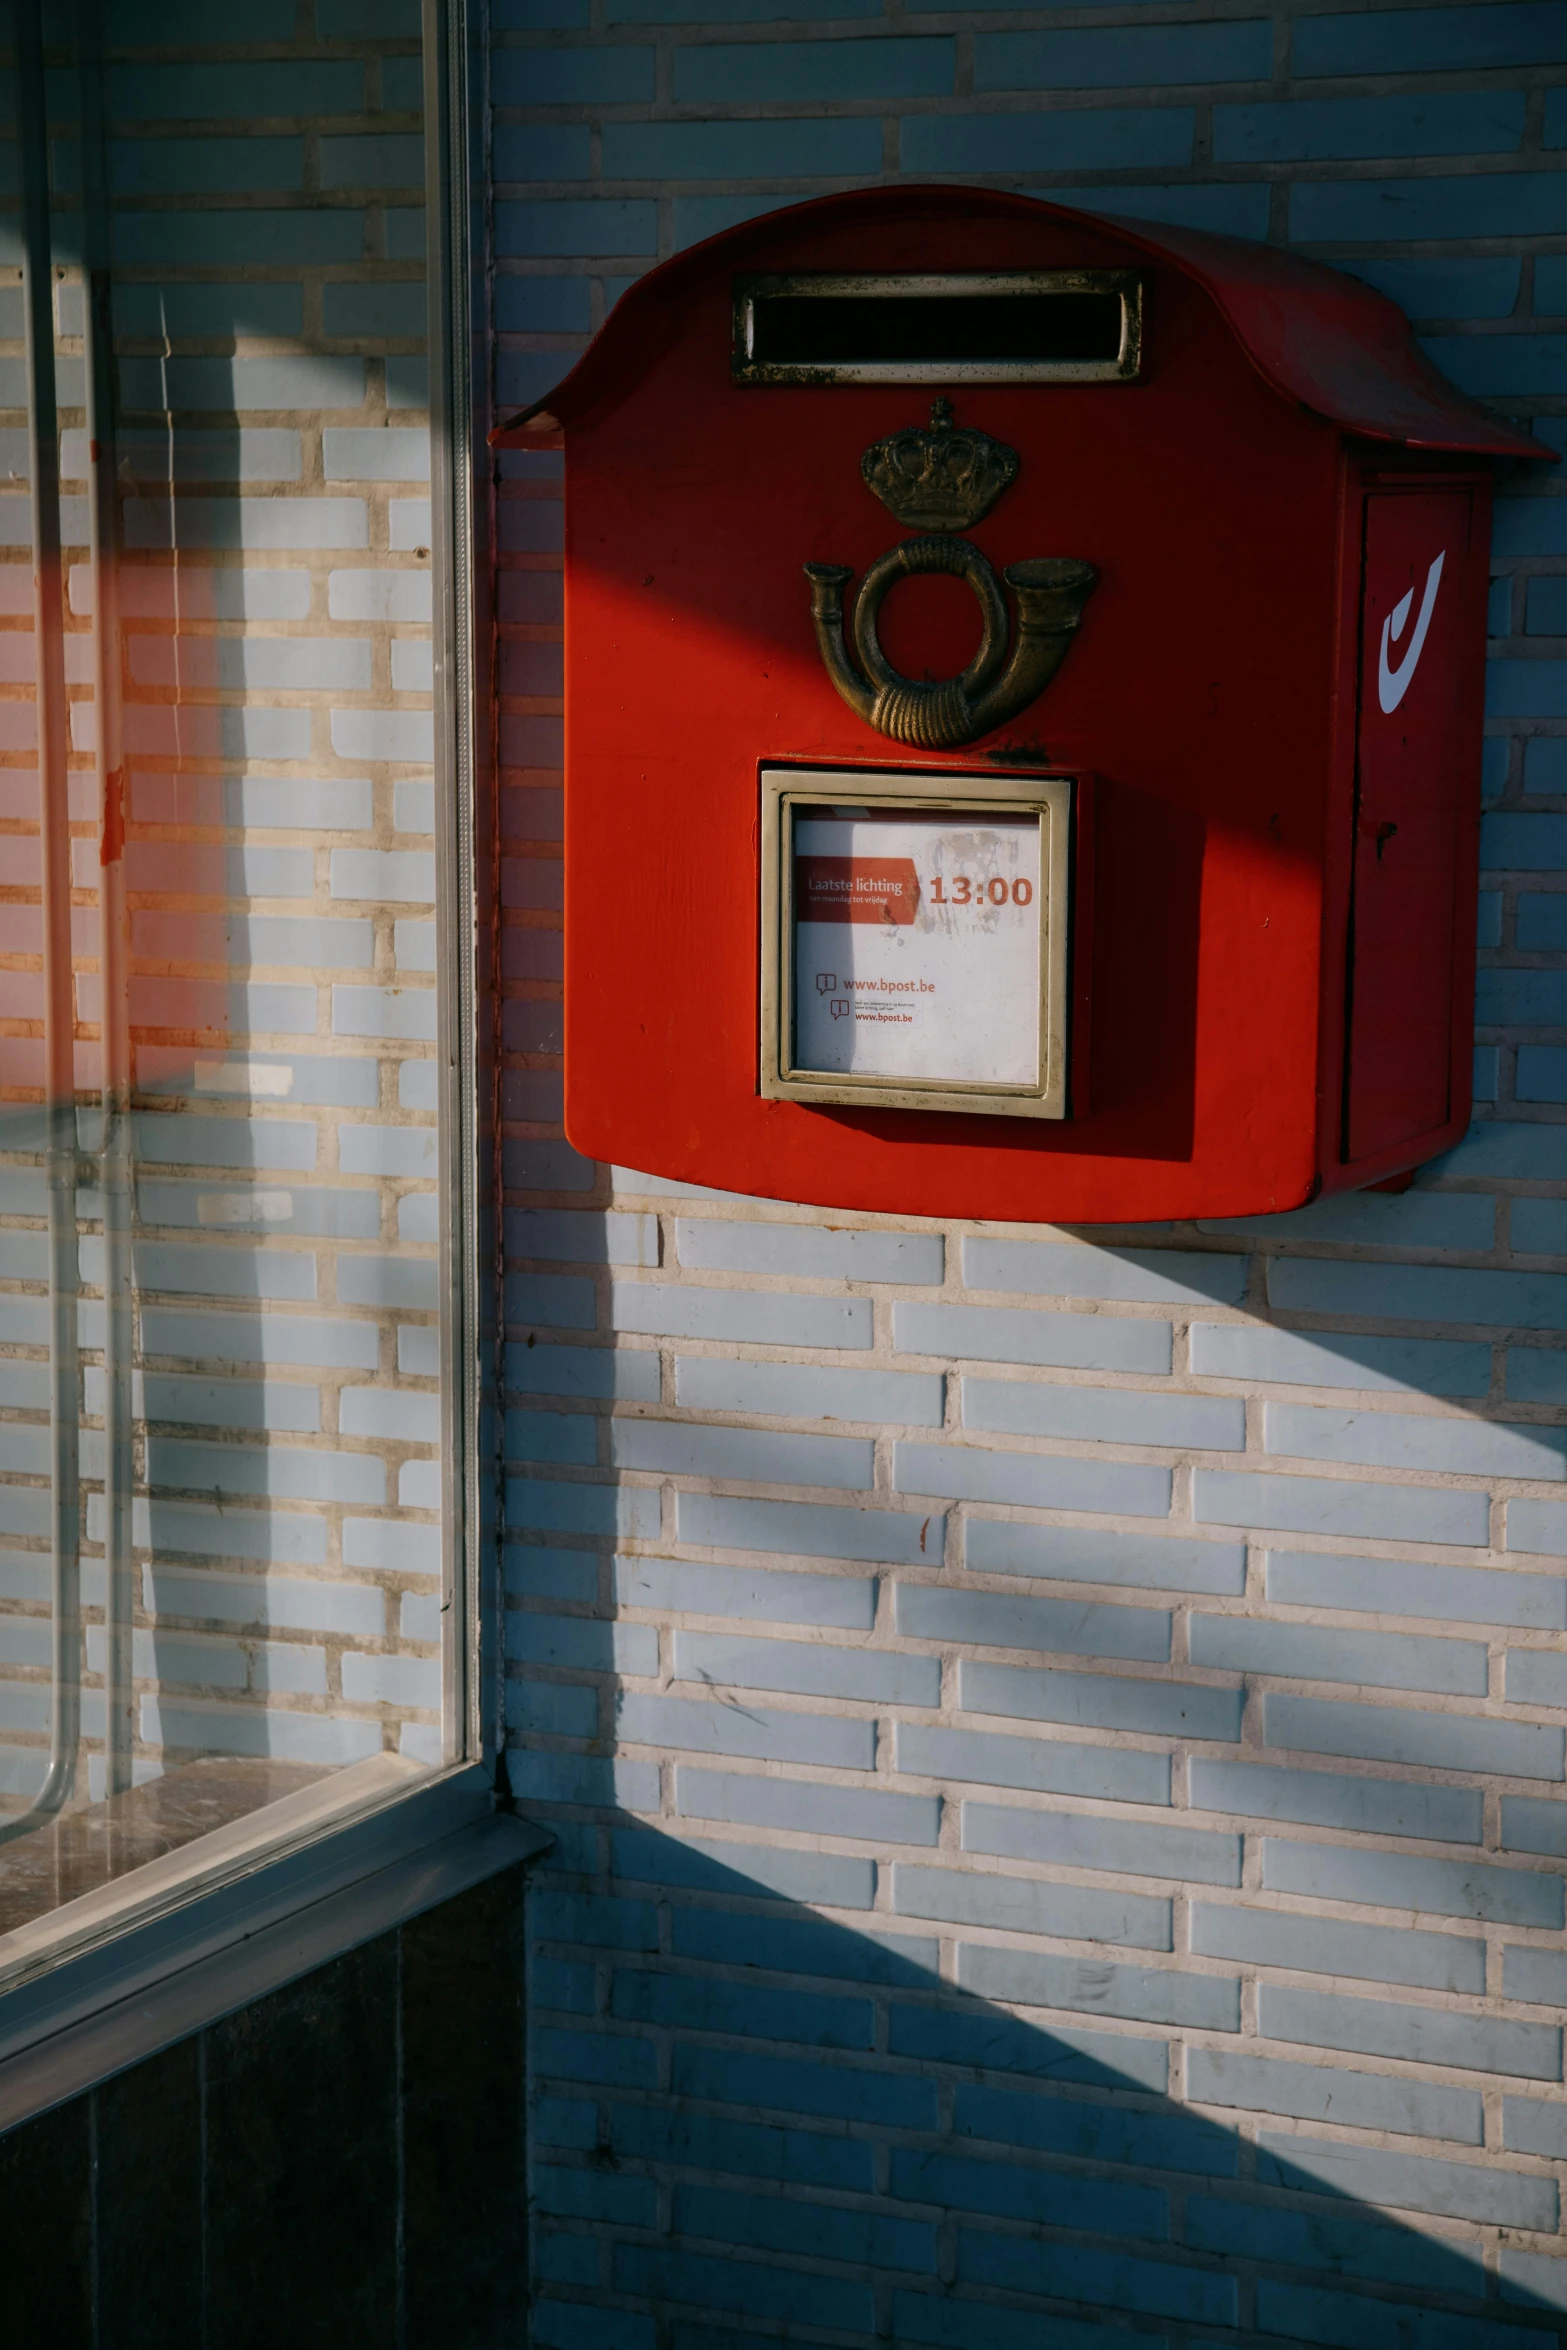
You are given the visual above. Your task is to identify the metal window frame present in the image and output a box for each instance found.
[3,0,83,1859]
[426,0,499,1776]
[0,0,524,2134]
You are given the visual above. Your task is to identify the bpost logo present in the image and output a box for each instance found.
[1378,551,1444,715]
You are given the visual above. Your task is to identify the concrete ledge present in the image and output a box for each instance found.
[0,1779,549,2136]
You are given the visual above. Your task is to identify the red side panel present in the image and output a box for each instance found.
[1344,487,1482,1163]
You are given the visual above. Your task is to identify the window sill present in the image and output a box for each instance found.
[0,1759,549,2135]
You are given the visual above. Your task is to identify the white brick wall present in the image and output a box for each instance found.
[494,0,1567,2340]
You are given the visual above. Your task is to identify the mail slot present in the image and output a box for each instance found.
[495,186,1550,1223]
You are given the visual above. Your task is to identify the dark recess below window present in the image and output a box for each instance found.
[0,1867,528,2350]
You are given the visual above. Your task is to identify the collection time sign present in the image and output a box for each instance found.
[760,767,1076,1119]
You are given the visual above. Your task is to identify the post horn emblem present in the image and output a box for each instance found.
[804,398,1095,751]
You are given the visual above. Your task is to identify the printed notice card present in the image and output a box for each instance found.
[792,807,1043,1086]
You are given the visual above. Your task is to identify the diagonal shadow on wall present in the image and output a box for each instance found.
[502,1150,1567,2350]
[525,1819,1567,2348]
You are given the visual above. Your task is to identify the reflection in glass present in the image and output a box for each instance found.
[0,5,449,1947]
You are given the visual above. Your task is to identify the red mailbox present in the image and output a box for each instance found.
[495,186,1549,1223]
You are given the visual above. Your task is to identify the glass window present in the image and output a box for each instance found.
[0,5,472,1963]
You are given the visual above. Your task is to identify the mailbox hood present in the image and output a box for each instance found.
[491,183,1552,463]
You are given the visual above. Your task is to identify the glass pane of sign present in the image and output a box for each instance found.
[792,807,1042,1085]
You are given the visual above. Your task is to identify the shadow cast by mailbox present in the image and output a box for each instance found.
[821,785,1204,1169]
[532,1821,1567,2346]
[506,1146,1567,2346]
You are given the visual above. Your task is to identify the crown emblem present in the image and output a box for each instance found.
[860,397,1019,534]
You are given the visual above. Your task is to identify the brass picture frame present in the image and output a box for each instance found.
[760,765,1076,1120]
